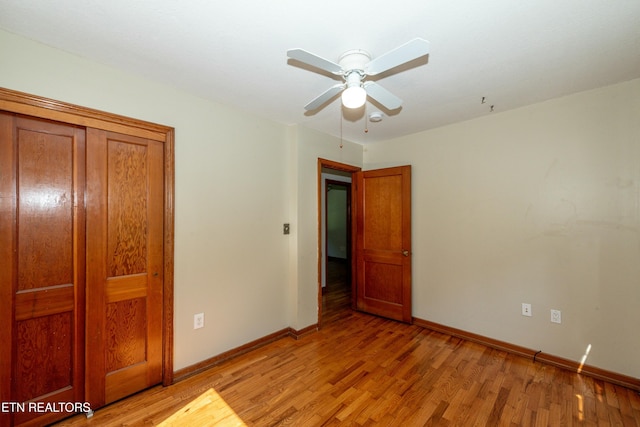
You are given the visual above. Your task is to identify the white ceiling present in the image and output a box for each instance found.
[1,0,639,144]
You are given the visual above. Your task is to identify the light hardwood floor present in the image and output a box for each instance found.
[56,260,640,426]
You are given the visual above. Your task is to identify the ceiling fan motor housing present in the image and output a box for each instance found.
[338,50,371,74]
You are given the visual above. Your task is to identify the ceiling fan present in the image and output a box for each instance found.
[287,38,430,111]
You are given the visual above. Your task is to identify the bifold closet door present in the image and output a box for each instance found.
[0,113,86,427]
[85,128,164,407]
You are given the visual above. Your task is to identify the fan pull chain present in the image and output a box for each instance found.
[339,106,344,149]
[364,104,369,134]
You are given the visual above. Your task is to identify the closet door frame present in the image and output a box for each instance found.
[0,87,175,387]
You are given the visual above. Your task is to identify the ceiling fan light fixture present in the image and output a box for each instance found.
[342,86,367,109]
[287,38,430,112]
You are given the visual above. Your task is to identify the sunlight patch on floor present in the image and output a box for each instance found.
[158,388,247,426]
[577,344,592,374]
[576,394,584,421]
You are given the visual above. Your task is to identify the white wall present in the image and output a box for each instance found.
[364,78,640,378]
[0,28,346,370]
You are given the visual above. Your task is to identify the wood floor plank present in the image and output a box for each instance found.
[53,259,640,426]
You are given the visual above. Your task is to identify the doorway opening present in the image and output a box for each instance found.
[317,159,360,327]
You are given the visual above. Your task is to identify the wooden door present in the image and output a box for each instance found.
[355,166,412,323]
[85,129,164,407]
[0,114,86,426]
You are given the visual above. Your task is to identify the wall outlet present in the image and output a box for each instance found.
[194,312,205,329]
[521,303,532,317]
[550,309,562,324]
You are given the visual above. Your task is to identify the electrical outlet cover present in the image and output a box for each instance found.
[194,312,205,329]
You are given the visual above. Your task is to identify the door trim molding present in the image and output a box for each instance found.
[317,158,361,327]
[0,87,175,386]
[0,88,170,141]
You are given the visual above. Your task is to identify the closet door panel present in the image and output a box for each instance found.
[0,114,85,427]
[86,128,163,408]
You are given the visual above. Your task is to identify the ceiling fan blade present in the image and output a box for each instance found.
[304,84,345,111]
[364,38,430,76]
[287,48,344,75]
[364,82,402,110]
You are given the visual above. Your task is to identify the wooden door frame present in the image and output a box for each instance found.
[0,87,175,386]
[317,158,360,327]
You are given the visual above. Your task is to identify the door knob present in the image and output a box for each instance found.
[402,250,410,257]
